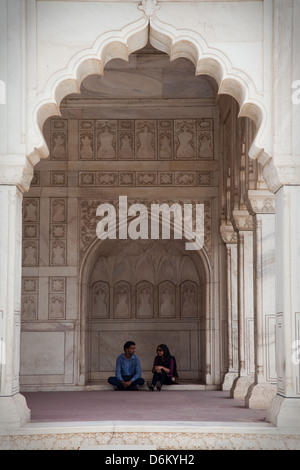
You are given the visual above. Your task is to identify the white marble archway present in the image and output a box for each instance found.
[27,10,272,184]
[2,0,300,431]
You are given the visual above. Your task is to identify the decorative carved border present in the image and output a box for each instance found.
[78,170,213,187]
[1,428,300,450]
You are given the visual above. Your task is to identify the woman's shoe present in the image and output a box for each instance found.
[156,381,162,391]
[147,382,154,391]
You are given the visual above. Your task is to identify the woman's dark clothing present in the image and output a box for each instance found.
[151,355,176,386]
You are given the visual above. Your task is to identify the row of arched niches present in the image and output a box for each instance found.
[91,279,201,320]
[88,239,206,320]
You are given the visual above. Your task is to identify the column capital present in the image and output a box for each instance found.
[220,222,238,244]
[0,155,34,193]
[246,190,275,215]
[232,210,253,232]
[262,155,300,194]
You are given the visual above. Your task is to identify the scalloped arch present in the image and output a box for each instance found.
[29,16,269,167]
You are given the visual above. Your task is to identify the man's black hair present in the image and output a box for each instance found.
[123,341,135,351]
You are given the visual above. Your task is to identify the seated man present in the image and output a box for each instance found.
[108,341,145,390]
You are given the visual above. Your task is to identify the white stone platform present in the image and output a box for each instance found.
[1,420,300,450]
[1,390,300,450]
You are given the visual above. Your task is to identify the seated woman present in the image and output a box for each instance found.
[147,344,178,391]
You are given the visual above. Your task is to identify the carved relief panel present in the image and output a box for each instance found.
[158,120,173,160]
[174,120,196,159]
[197,118,214,159]
[79,120,94,160]
[75,118,214,161]
[90,279,199,321]
[159,281,176,318]
[88,240,202,321]
[180,280,198,318]
[136,120,157,160]
[50,119,68,160]
[114,281,131,319]
[21,277,38,320]
[50,198,67,266]
[49,277,66,319]
[92,281,110,319]
[119,120,135,160]
[96,120,117,160]
[136,281,154,319]
[22,199,39,267]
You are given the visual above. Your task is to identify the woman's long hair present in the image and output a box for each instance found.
[157,344,172,367]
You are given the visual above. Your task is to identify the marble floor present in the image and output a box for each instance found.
[23,390,267,423]
[3,391,300,450]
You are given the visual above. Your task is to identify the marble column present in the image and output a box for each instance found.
[267,185,300,427]
[0,0,32,426]
[230,210,255,399]
[263,0,300,426]
[245,191,277,409]
[220,223,238,390]
[0,184,31,426]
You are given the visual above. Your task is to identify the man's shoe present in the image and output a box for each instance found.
[132,385,140,391]
[147,382,154,391]
[156,381,162,391]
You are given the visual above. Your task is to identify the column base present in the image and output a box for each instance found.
[230,376,253,399]
[245,382,277,409]
[267,395,300,428]
[0,393,31,428]
[222,372,238,391]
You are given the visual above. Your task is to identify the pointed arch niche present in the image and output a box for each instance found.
[79,236,212,385]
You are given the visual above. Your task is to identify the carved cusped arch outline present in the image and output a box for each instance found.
[28,12,271,172]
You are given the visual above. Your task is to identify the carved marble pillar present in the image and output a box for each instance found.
[245,191,277,409]
[230,210,255,399]
[0,184,31,426]
[220,223,238,390]
[267,185,300,427]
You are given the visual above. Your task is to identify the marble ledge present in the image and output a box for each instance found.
[60,98,219,113]
[24,187,219,198]
[19,420,277,433]
[32,160,219,171]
